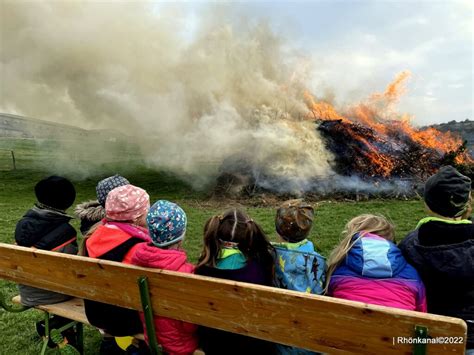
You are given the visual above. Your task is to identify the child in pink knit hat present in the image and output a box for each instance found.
[83,184,151,347]
[105,184,150,223]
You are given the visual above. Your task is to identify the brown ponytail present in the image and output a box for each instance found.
[196,209,275,283]
[196,215,222,268]
[78,221,102,256]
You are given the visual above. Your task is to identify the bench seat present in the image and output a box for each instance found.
[0,243,467,354]
[12,296,89,325]
[11,295,145,341]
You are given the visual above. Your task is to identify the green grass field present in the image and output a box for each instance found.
[0,138,430,354]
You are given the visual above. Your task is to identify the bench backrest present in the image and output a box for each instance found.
[0,243,467,354]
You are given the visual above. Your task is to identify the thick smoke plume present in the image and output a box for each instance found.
[0,2,333,190]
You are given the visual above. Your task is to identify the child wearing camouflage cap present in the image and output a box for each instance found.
[273,199,326,355]
[273,199,326,294]
[131,200,198,355]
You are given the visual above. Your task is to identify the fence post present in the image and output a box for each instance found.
[11,150,16,170]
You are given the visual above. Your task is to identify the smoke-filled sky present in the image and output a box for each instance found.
[155,0,473,126]
[1,1,472,127]
[290,0,473,125]
[182,0,473,126]
[0,1,472,191]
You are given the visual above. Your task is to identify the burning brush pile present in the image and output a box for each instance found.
[215,72,473,199]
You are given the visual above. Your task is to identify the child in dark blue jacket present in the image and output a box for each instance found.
[15,176,77,306]
[399,166,474,351]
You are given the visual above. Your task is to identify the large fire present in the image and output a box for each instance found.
[215,71,472,198]
[304,71,472,179]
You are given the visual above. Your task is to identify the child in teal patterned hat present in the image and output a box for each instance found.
[130,200,197,354]
[147,200,187,247]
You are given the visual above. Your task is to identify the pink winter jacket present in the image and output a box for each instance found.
[328,233,427,312]
[131,243,198,355]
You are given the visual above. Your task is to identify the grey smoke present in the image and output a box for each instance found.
[0,2,334,191]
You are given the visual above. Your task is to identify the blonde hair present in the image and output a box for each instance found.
[325,214,395,293]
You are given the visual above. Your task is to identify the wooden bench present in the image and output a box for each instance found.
[10,296,89,325]
[7,296,90,354]
[0,243,468,354]
[7,296,174,354]
[4,289,148,353]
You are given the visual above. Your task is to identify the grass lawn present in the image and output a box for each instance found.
[0,138,430,354]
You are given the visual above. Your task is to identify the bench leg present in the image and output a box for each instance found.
[413,325,428,355]
[40,313,50,355]
[138,276,160,355]
[76,322,84,354]
[55,320,83,354]
[0,293,29,313]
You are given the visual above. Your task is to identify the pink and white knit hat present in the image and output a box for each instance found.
[105,184,150,222]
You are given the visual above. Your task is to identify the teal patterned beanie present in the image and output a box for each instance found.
[147,200,187,247]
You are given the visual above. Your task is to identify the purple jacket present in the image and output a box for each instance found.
[195,260,276,355]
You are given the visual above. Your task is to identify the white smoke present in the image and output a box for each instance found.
[0,2,334,191]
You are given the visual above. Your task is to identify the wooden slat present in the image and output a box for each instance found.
[11,296,147,341]
[12,296,90,324]
[0,243,467,354]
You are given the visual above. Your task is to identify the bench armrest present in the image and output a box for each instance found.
[0,292,29,313]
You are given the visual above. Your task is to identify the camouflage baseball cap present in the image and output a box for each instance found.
[275,199,314,242]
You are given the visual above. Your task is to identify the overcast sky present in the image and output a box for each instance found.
[2,1,472,127]
[173,0,473,125]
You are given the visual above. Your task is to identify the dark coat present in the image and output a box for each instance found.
[15,206,78,306]
[195,261,276,355]
[399,219,474,348]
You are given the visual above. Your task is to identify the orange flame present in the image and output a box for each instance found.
[305,71,472,175]
[303,91,349,122]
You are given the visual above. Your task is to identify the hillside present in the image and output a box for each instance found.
[429,119,474,153]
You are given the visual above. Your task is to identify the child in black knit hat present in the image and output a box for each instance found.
[15,175,78,306]
[399,166,473,351]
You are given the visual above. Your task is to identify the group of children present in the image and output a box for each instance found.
[14,166,474,354]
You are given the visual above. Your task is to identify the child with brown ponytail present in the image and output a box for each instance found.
[195,208,276,355]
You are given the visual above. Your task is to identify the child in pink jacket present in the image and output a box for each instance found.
[131,200,198,355]
[326,214,427,312]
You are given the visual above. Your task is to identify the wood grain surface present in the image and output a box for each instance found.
[0,243,467,354]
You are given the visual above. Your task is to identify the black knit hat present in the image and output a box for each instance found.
[35,176,76,211]
[424,166,471,218]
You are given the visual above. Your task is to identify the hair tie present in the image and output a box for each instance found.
[219,239,239,249]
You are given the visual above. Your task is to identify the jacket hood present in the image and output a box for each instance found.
[132,243,194,272]
[273,239,316,254]
[74,200,105,221]
[344,233,407,278]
